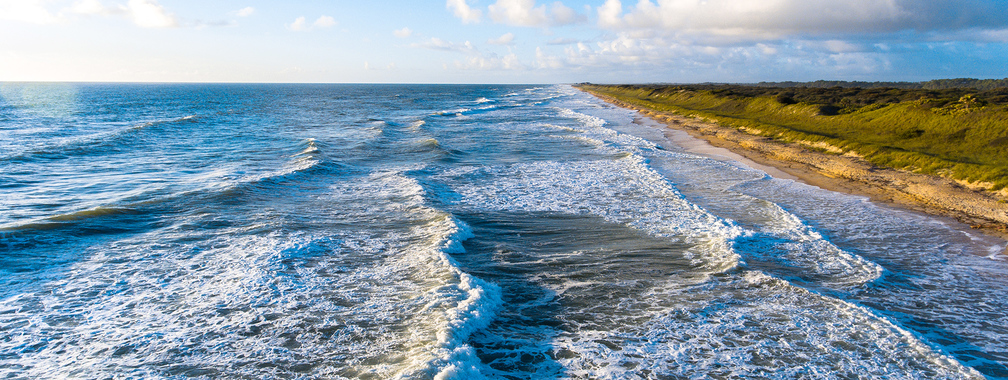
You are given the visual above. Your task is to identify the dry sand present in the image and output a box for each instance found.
[584,90,1008,252]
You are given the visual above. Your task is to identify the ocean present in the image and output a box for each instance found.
[1,83,1006,379]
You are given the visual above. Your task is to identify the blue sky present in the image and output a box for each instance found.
[1,0,1007,83]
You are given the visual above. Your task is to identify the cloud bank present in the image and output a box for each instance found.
[596,0,1008,42]
[429,0,1008,82]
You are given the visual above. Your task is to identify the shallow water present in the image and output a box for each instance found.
[1,83,1005,379]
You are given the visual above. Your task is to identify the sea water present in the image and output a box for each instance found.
[0,83,1005,379]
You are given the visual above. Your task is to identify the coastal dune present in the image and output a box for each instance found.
[579,87,1008,247]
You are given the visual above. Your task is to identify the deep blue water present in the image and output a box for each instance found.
[1,83,1006,379]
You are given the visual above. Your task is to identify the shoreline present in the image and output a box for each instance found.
[581,89,1008,251]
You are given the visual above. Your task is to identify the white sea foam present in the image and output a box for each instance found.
[295,138,319,156]
[409,120,427,131]
[0,169,501,379]
[730,197,885,288]
[436,108,471,116]
[355,173,501,380]
[234,144,321,186]
[548,271,982,379]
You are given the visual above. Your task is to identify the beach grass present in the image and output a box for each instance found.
[578,84,1008,192]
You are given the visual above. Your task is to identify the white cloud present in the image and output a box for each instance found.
[414,38,476,52]
[364,61,397,71]
[548,1,580,25]
[236,6,254,17]
[596,0,622,29]
[976,28,1008,42]
[394,27,414,38]
[489,0,546,26]
[535,46,566,69]
[287,16,308,31]
[127,0,176,28]
[757,43,778,55]
[488,32,515,45]
[0,0,60,24]
[822,40,862,53]
[314,15,336,28]
[487,0,583,27]
[71,0,107,15]
[409,34,525,71]
[447,0,482,23]
[547,37,579,45]
[193,20,234,28]
[288,15,336,31]
[930,28,1008,43]
[455,52,525,70]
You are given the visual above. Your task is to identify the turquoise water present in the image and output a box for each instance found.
[1,83,1005,379]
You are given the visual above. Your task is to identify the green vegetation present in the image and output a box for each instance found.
[577,83,1008,191]
[753,78,1008,91]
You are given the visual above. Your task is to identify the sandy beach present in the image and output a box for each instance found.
[582,89,1008,250]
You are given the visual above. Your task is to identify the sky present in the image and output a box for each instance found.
[1,0,1007,84]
